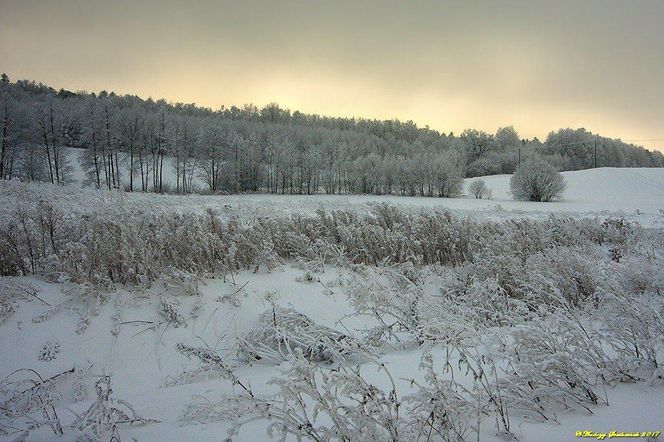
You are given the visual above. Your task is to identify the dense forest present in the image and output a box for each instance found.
[1,74,662,195]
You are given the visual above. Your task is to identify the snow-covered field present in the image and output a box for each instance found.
[9,158,664,228]
[66,148,664,222]
[1,168,663,441]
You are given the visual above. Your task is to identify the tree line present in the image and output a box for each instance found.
[1,73,662,195]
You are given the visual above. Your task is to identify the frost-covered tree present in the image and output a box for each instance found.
[494,126,520,151]
[432,154,464,197]
[0,75,662,192]
[0,85,14,180]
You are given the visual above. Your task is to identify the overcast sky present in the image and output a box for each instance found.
[1,0,663,150]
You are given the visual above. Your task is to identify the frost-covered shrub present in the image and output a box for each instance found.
[0,279,39,323]
[597,291,664,382]
[455,218,619,309]
[467,157,503,178]
[403,355,477,441]
[600,217,641,262]
[615,253,664,296]
[159,296,186,327]
[182,345,514,441]
[181,354,405,441]
[0,367,75,437]
[167,343,248,388]
[496,314,609,421]
[518,246,607,307]
[601,217,635,244]
[70,376,156,439]
[510,158,566,202]
[427,273,531,330]
[405,347,516,440]
[238,308,355,363]
[0,198,647,291]
[32,303,63,323]
[434,159,465,197]
[342,217,640,340]
[467,178,492,199]
[344,266,426,345]
[280,229,317,260]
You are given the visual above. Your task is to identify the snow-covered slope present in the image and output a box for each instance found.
[468,167,664,214]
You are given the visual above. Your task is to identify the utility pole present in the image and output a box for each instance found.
[594,139,597,168]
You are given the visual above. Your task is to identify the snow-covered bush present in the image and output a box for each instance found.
[0,278,39,323]
[510,158,566,202]
[467,157,503,178]
[427,273,531,330]
[159,296,186,327]
[181,354,406,441]
[597,291,664,383]
[238,307,356,363]
[467,179,492,199]
[400,343,522,441]
[495,314,609,421]
[70,375,156,440]
[403,354,478,441]
[165,343,239,387]
[0,367,74,438]
[183,340,517,441]
[344,265,427,345]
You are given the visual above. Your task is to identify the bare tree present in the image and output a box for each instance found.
[119,109,144,192]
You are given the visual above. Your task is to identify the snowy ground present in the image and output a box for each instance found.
[7,162,664,228]
[1,167,663,441]
[2,266,663,441]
